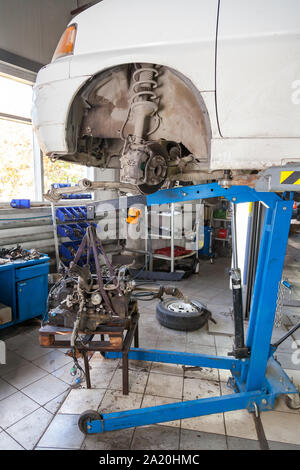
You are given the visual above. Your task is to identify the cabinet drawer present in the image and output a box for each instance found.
[15,263,49,281]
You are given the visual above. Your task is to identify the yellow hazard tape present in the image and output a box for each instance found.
[280,171,300,185]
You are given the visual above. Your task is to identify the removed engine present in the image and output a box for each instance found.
[47,225,135,332]
[47,263,135,332]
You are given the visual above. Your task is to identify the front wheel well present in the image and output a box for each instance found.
[65,63,212,169]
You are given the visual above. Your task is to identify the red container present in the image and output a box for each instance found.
[155,245,192,257]
[217,228,227,239]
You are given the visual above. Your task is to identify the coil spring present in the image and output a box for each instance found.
[120,65,160,140]
[131,66,159,106]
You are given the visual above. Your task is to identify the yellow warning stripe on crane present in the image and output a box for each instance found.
[280,171,300,185]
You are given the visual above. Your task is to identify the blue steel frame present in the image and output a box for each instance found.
[85,183,298,434]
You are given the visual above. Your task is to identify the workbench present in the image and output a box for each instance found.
[39,304,139,394]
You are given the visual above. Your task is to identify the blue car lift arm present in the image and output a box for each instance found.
[82,182,297,434]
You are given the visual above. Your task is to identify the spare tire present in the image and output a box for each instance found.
[156,298,211,331]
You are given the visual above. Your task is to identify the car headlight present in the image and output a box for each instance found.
[52,24,77,62]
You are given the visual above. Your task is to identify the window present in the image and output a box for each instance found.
[0,76,34,201]
[0,119,35,200]
[0,75,32,119]
[0,73,87,202]
[43,157,87,193]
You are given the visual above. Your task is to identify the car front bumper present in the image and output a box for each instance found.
[32,60,91,155]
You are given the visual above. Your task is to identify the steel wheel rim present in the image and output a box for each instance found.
[167,300,198,313]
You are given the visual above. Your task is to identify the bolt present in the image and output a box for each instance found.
[262,399,267,405]
[283,206,287,211]
[232,197,237,202]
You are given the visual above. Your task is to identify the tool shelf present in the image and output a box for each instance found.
[54,206,96,266]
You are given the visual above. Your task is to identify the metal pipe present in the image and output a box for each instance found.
[51,202,60,271]
[230,202,248,358]
[244,202,259,318]
[272,321,300,349]
[231,202,238,269]
[45,180,138,202]
[171,203,175,272]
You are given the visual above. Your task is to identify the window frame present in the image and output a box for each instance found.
[0,65,88,203]
[0,66,43,202]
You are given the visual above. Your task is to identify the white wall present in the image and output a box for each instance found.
[92,167,119,201]
[0,0,82,65]
[235,202,250,286]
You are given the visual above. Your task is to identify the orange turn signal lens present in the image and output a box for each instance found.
[52,24,77,61]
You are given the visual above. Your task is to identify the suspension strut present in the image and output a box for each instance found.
[120,64,168,193]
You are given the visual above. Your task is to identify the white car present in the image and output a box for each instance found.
[32,0,300,194]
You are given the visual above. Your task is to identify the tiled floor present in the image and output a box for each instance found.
[0,255,300,450]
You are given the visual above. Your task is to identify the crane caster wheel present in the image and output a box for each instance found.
[285,394,300,410]
[78,410,101,434]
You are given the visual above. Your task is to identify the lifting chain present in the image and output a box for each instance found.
[274,279,293,328]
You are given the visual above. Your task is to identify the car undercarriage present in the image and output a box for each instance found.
[47,63,255,196]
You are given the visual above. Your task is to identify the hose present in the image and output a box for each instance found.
[0,215,53,221]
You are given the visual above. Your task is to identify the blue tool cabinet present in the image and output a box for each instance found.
[0,255,49,330]
[198,226,214,257]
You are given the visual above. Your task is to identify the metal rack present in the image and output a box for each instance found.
[138,203,200,272]
[51,204,95,268]
[150,203,198,272]
[124,203,199,273]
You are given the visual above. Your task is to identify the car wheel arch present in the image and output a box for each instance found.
[65,62,213,167]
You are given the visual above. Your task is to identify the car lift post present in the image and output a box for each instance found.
[80,182,298,434]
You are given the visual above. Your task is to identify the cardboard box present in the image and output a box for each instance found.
[0,302,12,325]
